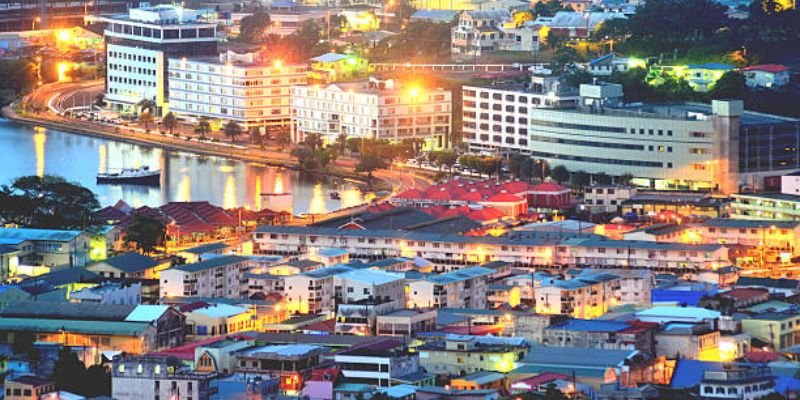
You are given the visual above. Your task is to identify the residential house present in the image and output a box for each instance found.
[0,228,93,269]
[235,344,329,395]
[87,252,166,279]
[334,341,425,387]
[407,267,493,309]
[742,64,791,89]
[308,52,368,83]
[741,311,800,350]
[159,255,251,298]
[417,334,528,377]
[654,323,720,361]
[112,355,216,400]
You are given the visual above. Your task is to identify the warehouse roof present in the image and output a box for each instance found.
[0,228,85,242]
[0,317,150,336]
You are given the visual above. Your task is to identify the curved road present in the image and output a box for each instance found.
[14,81,435,194]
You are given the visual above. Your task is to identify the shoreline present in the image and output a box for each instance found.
[1,105,383,189]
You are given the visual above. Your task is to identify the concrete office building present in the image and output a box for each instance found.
[291,77,452,150]
[168,51,308,129]
[102,5,220,114]
[463,75,579,155]
[466,81,800,194]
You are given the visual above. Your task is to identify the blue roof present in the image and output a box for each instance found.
[124,305,169,322]
[311,52,349,63]
[670,359,724,388]
[336,269,404,285]
[100,252,159,273]
[652,289,716,306]
[317,247,348,257]
[427,267,494,284]
[190,304,249,318]
[0,228,85,242]
[379,384,417,398]
[0,245,18,254]
[546,319,630,332]
[181,242,229,255]
[303,265,353,278]
[174,255,249,273]
[687,63,735,71]
[589,53,614,65]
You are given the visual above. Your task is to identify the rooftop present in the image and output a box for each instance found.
[174,255,249,273]
[99,252,160,273]
[181,242,229,255]
[427,266,494,284]
[240,344,326,358]
[335,269,404,285]
[0,228,84,242]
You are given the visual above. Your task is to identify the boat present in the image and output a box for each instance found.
[97,166,161,186]
[330,191,341,200]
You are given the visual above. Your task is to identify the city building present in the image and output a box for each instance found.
[4,376,55,400]
[407,266,493,309]
[542,319,657,354]
[87,252,166,279]
[159,255,251,298]
[742,64,791,89]
[334,341,423,387]
[730,193,800,221]
[291,78,452,151]
[308,52,369,83]
[514,83,800,193]
[235,344,329,395]
[686,63,736,92]
[112,355,216,400]
[167,51,308,129]
[69,281,143,305]
[450,10,541,58]
[450,371,507,392]
[583,185,638,213]
[376,309,437,337]
[334,268,405,307]
[183,303,255,337]
[741,311,800,350]
[535,273,622,318]
[654,323,720,361]
[101,5,221,114]
[462,75,579,155]
[195,339,255,375]
[230,4,336,37]
[588,53,646,76]
[699,365,774,400]
[417,334,528,377]
[0,228,93,269]
[532,11,626,39]
[282,265,351,314]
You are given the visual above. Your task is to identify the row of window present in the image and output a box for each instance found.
[108,51,156,63]
[109,76,156,87]
[109,64,156,76]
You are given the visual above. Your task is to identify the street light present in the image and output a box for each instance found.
[31,16,41,31]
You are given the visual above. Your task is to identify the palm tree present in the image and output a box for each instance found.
[161,112,178,135]
[138,111,154,131]
[336,133,347,155]
[136,98,156,114]
[194,118,211,139]
[223,121,243,142]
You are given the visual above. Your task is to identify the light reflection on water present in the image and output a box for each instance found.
[0,119,365,213]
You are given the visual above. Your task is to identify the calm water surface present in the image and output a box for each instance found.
[0,118,364,213]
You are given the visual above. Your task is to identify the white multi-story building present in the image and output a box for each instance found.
[291,78,452,150]
[282,265,351,314]
[253,225,731,274]
[407,266,493,309]
[159,255,251,298]
[333,268,405,307]
[167,51,308,129]
[451,10,541,58]
[102,5,221,114]
[463,75,579,155]
[535,273,622,319]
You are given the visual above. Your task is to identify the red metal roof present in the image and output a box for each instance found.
[485,193,525,203]
[530,182,570,193]
[742,64,789,73]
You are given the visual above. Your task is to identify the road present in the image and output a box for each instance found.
[11,80,435,195]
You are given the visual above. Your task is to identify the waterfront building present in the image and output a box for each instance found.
[253,225,731,273]
[290,77,452,150]
[407,266,493,309]
[462,75,579,155]
[167,51,308,129]
[101,5,221,114]
[159,255,252,298]
[112,355,216,400]
[470,81,800,193]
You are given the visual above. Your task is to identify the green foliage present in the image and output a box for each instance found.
[0,59,36,105]
[550,165,570,184]
[356,153,388,178]
[53,348,111,397]
[275,130,291,149]
[124,215,166,254]
[291,145,319,170]
[625,0,727,50]
[239,10,271,43]
[708,71,747,99]
[572,170,591,188]
[223,121,243,142]
[161,112,178,135]
[533,0,568,16]
[458,155,502,177]
[0,175,100,230]
[194,117,211,139]
[302,132,324,151]
[263,21,328,62]
[136,99,155,114]
[372,21,452,62]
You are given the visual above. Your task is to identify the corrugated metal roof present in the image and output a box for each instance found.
[174,255,249,273]
[0,228,85,242]
[100,252,159,273]
[0,317,150,335]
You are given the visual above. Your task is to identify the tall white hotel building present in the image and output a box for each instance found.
[101,5,220,114]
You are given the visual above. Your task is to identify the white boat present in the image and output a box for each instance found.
[97,166,160,186]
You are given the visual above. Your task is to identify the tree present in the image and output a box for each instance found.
[138,111,154,131]
[239,10,271,43]
[708,71,746,99]
[0,175,100,230]
[223,121,243,142]
[136,98,155,114]
[84,365,111,397]
[0,59,36,106]
[194,118,211,139]
[534,0,568,16]
[53,348,86,394]
[12,330,38,363]
[291,145,319,170]
[356,153,388,179]
[572,170,591,188]
[161,112,178,135]
[124,215,166,254]
[436,151,459,175]
[550,165,570,184]
[93,93,107,108]
[275,130,291,150]
[508,154,529,179]
[302,132,324,151]
[619,172,635,185]
[346,137,362,154]
[336,133,348,155]
[595,172,613,185]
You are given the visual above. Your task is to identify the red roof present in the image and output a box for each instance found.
[512,373,570,388]
[309,367,341,382]
[395,189,424,199]
[303,318,337,333]
[501,180,532,194]
[458,192,484,202]
[467,207,505,221]
[484,193,525,203]
[530,182,570,193]
[744,350,782,363]
[743,64,789,73]
[439,325,503,335]
[722,288,769,302]
[428,189,456,201]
